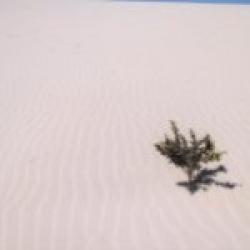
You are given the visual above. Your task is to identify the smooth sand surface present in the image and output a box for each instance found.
[0,1,250,249]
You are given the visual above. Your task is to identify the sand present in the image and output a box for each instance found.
[0,1,250,249]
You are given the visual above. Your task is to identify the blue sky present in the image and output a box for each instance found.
[118,0,250,4]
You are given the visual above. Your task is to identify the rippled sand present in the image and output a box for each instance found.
[0,1,250,249]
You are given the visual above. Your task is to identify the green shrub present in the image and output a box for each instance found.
[155,121,225,182]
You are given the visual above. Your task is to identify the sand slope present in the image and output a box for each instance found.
[0,1,250,249]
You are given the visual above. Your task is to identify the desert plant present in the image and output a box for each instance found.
[155,121,225,182]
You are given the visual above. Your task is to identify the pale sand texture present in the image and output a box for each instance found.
[0,1,250,249]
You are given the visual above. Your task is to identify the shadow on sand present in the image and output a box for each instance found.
[177,165,239,194]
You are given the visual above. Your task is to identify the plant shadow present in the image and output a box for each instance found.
[177,165,239,194]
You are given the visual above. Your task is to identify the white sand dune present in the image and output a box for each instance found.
[0,1,250,249]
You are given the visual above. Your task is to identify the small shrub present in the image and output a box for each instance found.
[155,121,225,182]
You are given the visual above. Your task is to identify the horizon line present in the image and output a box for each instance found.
[112,0,250,5]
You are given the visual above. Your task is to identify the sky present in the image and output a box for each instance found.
[119,0,250,4]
